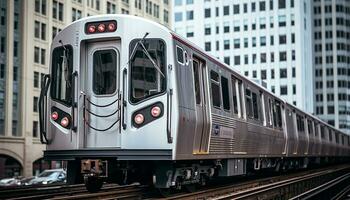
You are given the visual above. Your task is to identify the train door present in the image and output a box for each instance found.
[192,57,210,154]
[83,41,121,148]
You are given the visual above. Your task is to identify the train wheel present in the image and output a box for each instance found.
[84,176,103,193]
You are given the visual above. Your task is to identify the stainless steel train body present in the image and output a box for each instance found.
[39,15,350,189]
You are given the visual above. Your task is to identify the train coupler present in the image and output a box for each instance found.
[81,159,108,178]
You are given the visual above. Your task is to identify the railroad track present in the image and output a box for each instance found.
[161,164,350,200]
[0,183,144,200]
[2,164,350,200]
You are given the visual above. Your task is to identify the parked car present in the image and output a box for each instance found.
[28,169,66,185]
[19,176,36,186]
[0,177,22,187]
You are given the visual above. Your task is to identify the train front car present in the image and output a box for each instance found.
[39,15,176,191]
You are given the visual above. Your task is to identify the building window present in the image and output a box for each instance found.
[260,1,266,11]
[186,10,193,20]
[233,20,240,32]
[279,51,287,61]
[33,121,38,137]
[244,38,248,48]
[233,4,240,14]
[33,97,38,112]
[13,41,18,57]
[244,55,248,64]
[41,49,46,65]
[260,17,266,29]
[260,53,266,63]
[205,42,211,51]
[34,21,40,38]
[280,86,287,95]
[53,0,64,21]
[224,40,230,50]
[223,6,229,15]
[34,72,39,88]
[278,0,286,9]
[261,70,266,80]
[280,68,287,78]
[175,0,182,6]
[251,2,256,12]
[0,64,5,79]
[271,52,274,62]
[279,35,286,44]
[270,0,274,10]
[34,47,40,63]
[224,57,230,65]
[234,56,240,65]
[291,50,295,60]
[234,39,240,48]
[260,36,266,46]
[164,9,169,23]
[204,8,211,18]
[72,8,82,22]
[204,25,211,35]
[271,69,275,79]
[107,2,117,13]
[223,22,230,33]
[278,15,286,26]
[174,12,182,22]
[35,0,46,15]
[244,3,248,13]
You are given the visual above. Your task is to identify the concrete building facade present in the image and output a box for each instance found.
[0,0,171,178]
[172,0,314,113]
[312,0,350,133]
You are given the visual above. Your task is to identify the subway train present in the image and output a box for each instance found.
[39,15,350,192]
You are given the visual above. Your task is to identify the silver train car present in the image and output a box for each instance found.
[39,15,350,191]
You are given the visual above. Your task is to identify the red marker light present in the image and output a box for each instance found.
[60,117,70,128]
[97,24,105,32]
[151,106,161,118]
[51,112,59,121]
[88,25,96,33]
[107,23,116,32]
[134,114,144,125]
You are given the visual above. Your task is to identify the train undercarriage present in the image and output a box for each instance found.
[64,156,344,193]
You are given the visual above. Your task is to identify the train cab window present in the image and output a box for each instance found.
[231,77,239,114]
[51,45,73,106]
[176,46,184,64]
[221,76,230,111]
[210,70,221,108]
[129,39,166,103]
[193,60,201,104]
[93,50,117,95]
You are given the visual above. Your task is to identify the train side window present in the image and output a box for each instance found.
[320,126,325,139]
[221,76,230,111]
[231,77,239,114]
[268,98,273,126]
[307,119,313,135]
[93,49,117,95]
[51,45,73,106]
[342,135,344,145]
[245,88,253,118]
[321,126,333,141]
[129,39,166,103]
[252,92,259,119]
[176,46,184,64]
[335,133,339,144]
[192,60,201,104]
[314,123,319,137]
[210,70,221,108]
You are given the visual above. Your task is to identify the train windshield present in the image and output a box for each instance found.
[129,39,166,103]
[50,45,73,106]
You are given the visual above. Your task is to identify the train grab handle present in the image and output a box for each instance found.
[39,74,51,144]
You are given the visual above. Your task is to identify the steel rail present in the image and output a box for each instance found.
[161,164,350,200]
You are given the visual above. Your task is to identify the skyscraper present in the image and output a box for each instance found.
[312,0,350,133]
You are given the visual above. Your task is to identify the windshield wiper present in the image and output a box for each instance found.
[128,32,165,78]
[59,40,71,87]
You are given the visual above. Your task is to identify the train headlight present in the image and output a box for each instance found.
[134,114,144,125]
[97,24,106,32]
[60,117,70,128]
[108,23,116,32]
[51,111,59,121]
[151,106,161,118]
[87,25,96,33]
